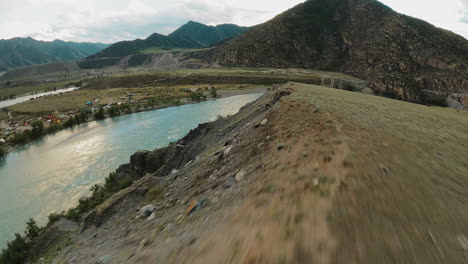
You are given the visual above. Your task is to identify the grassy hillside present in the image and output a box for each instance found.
[289,84,468,263]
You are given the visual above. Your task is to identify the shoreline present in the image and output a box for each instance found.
[0,87,267,159]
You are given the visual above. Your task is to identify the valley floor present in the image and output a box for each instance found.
[38,83,468,263]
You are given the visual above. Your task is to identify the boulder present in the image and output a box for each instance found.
[137,204,156,219]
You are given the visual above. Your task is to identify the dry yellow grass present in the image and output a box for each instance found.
[290,83,468,263]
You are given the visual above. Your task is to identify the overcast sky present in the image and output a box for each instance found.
[0,0,467,43]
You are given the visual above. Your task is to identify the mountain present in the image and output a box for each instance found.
[204,0,468,103]
[89,22,249,59]
[168,21,250,47]
[87,33,200,59]
[0,37,110,71]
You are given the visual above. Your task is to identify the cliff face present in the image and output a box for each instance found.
[205,0,468,102]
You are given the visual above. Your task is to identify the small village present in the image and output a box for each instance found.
[0,85,218,146]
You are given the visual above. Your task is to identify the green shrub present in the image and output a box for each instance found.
[210,88,218,98]
[64,208,80,222]
[75,111,88,124]
[11,132,30,145]
[47,213,62,223]
[0,147,6,160]
[94,107,105,120]
[190,91,206,101]
[46,124,62,134]
[0,233,29,263]
[108,106,120,117]
[30,121,44,140]
[24,219,41,242]
[63,116,75,128]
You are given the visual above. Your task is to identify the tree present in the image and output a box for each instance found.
[94,107,105,120]
[0,233,29,263]
[0,147,6,160]
[210,88,218,98]
[12,132,29,145]
[46,124,61,134]
[190,91,206,101]
[108,106,120,117]
[30,121,44,140]
[24,218,40,241]
[75,112,88,124]
[63,116,75,128]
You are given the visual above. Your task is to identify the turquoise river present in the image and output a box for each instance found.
[0,93,262,248]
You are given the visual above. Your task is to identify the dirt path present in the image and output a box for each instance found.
[47,85,350,264]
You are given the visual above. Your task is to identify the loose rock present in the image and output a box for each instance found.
[457,234,468,250]
[260,119,268,126]
[313,178,320,187]
[277,143,286,151]
[235,170,246,182]
[137,204,156,219]
[224,147,232,155]
[96,255,113,264]
[147,211,156,220]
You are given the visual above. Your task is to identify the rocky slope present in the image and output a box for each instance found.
[32,83,468,263]
[203,0,468,103]
[0,37,109,71]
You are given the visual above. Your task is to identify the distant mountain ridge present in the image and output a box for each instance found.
[204,0,468,103]
[169,21,250,47]
[0,37,110,71]
[89,21,250,59]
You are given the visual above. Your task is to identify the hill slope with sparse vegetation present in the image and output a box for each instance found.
[203,0,468,103]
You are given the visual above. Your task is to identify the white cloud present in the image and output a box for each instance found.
[380,0,468,39]
[0,0,467,43]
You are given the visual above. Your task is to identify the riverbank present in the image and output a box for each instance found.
[0,87,267,159]
[0,92,264,253]
[11,82,467,263]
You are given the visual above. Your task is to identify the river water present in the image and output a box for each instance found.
[0,87,77,108]
[0,93,262,248]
